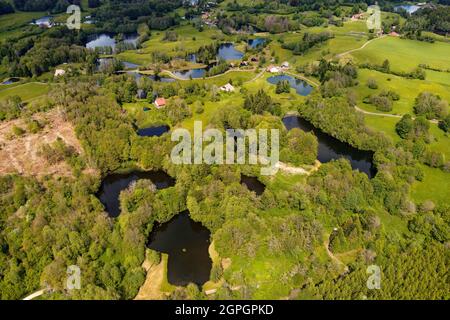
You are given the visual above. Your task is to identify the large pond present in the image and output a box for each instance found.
[98,171,175,217]
[137,125,170,137]
[267,75,313,96]
[394,5,420,14]
[147,211,212,286]
[241,175,266,196]
[248,38,266,48]
[283,116,376,178]
[217,43,244,60]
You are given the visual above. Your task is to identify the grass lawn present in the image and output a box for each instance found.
[0,82,50,102]
[0,11,45,38]
[351,36,450,73]
[123,101,169,128]
[364,114,401,143]
[355,69,450,115]
[411,165,450,206]
[118,24,226,66]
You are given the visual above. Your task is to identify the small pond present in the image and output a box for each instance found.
[267,75,313,96]
[282,116,376,178]
[137,125,170,137]
[248,38,266,48]
[31,16,53,27]
[147,211,212,286]
[394,5,420,14]
[98,171,175,217]
[1,77,20,85]
[86,33,116,50]
[241,175,266,196]
[217,43,244,61]
[172,68,206,79]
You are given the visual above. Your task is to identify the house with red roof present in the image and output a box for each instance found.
[154,98,166,109]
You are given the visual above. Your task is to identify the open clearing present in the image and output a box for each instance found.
[0,109,82,177]
[0,82,50,102]
[351,36,450,72]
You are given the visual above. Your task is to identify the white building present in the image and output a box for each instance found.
[268,66,280,73]
[220,83,235,92]
[54,69,66,77]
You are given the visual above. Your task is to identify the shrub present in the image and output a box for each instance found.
[367,78,378,89]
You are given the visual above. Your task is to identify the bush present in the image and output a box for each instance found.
[146,249,161,266]
[367,78,378,89]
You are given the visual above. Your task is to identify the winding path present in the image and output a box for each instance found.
[335,35,387,58]
[354,106,439,124]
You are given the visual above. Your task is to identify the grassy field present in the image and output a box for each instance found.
[355,69,450,115]
[351,36,450,73]
[118,25,226,66]
[0,82,50,102]
[365,113,450,206]
[411,165,450,206]
[0,11,46,38]
[268,21,369,68]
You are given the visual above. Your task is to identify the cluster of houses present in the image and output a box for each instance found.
[137,83,234,112]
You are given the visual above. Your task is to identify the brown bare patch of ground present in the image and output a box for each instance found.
[0,109,84,177]
[135,259,165,300]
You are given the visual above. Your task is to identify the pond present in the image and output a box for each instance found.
[1,77,20,85]
[241,175,266,196]
[31,16,53,27]
[172,68,206,79]
[394,5,420,14]
[98,171,175,217]
[248,38,266,48]
[267,75,313,96]
[127,71,175,82]
[282,116,376,178]
[122,61,140,69]
[122,33,139,46]
[147,211,212,286]
[86,33,116,50]
[137,125,170,137]
[217,43,244,61]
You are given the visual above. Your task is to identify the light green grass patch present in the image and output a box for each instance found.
[355,69,450,115]
[351,36,450,73]
[411,165,450,206]
[0,82,50,102]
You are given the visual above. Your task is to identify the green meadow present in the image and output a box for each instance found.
[0,82,50,102]
[351,36,450,73]
[355,69,450,115]
[118,25,226,66]
[411,165,450,206]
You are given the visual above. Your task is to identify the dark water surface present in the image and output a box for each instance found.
[217,43,244,60]
[148,212,212,286]
[241,175,266,196]
[137,125,170,137]
[282,116,376,178]
[98,171,175,217]
[267,75,313,96]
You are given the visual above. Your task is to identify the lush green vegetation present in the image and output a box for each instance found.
[0,0,449,301]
